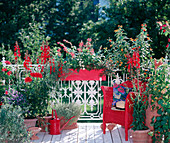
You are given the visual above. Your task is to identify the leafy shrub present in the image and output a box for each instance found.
[0,104,30,143]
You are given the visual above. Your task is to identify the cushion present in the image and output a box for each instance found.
[112,83,130,108]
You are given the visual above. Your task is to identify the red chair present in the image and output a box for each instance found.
[101,80,147,141]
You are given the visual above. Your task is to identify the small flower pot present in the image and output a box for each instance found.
[131,129,150,143]
[24,118,37,128]
[28,127,41,140]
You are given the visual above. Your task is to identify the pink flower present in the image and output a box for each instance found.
[163,24,166,27]
[57,48,61,52]
[58,53,61,56]
[163,29,166,33]
[168,38,170,42]
[70,52,75,58]
[64,61,67,63]
[5,91,8,95]
[77,48,82,52]
[63,46,67,52]
[79,41,84,47]
[90,49,94,54]
[160,26,162,30]
[87,38,92,42]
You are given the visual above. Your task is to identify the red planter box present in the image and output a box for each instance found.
[61,69,106,81]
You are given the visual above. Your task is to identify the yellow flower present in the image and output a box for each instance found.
[130,38,133,41]
[166,86,168,88]
[153,82,156,85]
[114,29,119,32]
[155,97,158,100]
[121,49,123,51]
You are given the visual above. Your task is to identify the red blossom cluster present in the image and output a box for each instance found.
[2,68,12,76]
[25,77,32,83]
[127,51,140,72]
[30,72,43,78]
[14,41,21,61]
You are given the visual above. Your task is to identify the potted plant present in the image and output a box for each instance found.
[145,58,169,143]
[54,102,81,130]
[116,24,152,142]
[0,104,31,143]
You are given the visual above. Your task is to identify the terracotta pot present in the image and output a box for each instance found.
[59,116,78,130]
[28,127,41,140]
[131,129,150,143]
[146,94,161,131]
[24,118,37,128]
[37,116,52,132]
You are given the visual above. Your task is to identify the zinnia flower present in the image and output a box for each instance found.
[25,77,32,83]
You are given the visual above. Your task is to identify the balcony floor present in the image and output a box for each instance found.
[32,123,133,143]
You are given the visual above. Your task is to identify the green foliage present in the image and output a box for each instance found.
[54,102,81,125]
[104,24,153,77]
[145,59,169,142]
[0,104,30,143]
[18,16,50,63]
[131,98,148,130]
[20,77,50,119]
